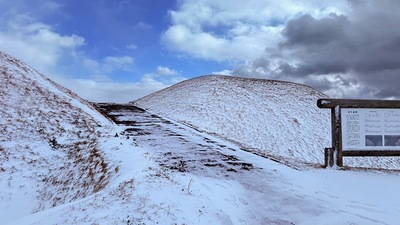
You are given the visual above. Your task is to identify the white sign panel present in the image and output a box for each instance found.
[341,108,400,150]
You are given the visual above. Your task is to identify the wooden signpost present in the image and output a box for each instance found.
[317,99,400,167]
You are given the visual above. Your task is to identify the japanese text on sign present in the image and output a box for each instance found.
[342,108,400,150]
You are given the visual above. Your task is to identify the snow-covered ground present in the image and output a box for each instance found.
[7,102,400,225]
[134,75,330,167]
[1,51,400,225]
[134,75,400,169]
[0,51,118,222]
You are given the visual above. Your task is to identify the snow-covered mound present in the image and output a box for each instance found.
[0,51,116,222]
[3,62,399,225]
[134,75,400,169]
[133,75,331,166]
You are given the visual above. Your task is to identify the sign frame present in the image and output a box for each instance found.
[317,99,400,167]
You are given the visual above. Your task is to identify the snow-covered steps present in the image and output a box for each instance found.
[94,103,259,177]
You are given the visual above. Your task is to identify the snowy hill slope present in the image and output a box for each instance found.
[134,75,400,169]
[0,51,117,222]
[10,102,400,225]
[134,75,331,166]
[3,52,400,225]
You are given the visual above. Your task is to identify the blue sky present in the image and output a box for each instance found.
[1,0,400,102]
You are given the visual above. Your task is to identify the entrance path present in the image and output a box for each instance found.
[93,103,387,224]
[94,103,256,178]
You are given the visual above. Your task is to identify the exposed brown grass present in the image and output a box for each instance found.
[0,53,118,213]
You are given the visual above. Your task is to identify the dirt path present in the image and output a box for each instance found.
[93,103,386,224]
[94,103,257,177]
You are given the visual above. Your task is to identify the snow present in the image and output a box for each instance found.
[1,52,400,225]
[133,75,400,169]
[0,51,117,222]
[320,99,331,105]
[134,75,331,167]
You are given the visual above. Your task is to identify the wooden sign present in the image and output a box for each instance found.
[317,99,400,167]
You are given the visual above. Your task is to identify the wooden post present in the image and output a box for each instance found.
[328,106,343,167]
[324,148,334,167]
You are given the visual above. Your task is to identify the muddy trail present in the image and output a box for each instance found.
[93,103,258,177]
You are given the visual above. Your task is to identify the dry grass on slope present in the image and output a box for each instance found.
[0,52,117,213]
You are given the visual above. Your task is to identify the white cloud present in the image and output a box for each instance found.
[0,10,134,78]
[212,69,232,75]
[146,65,185,87]
[0,13,84,73]
[162,0,349,63]
[0,11,148,103]
[82,55,134,76]
[135,22,152,30]
[126,44,137,50]
[162,24,281,62]
[40,1,63,12]
[155,66,178,76]
[57,66,186,103]
[104,56,134,72]
[59,78,164,103]
[0,5,179,103]
[169,0,348,29]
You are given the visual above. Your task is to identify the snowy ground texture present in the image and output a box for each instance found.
[133,75,400,169]
[1,51,400,225]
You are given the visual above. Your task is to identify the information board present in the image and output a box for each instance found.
[341,108,400,150]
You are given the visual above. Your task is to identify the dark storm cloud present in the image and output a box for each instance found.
[235,0,400,99]
[282,14,348,47]
[280,8,400,76]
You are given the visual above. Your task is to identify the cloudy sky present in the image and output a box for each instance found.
[1,0,399,102]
